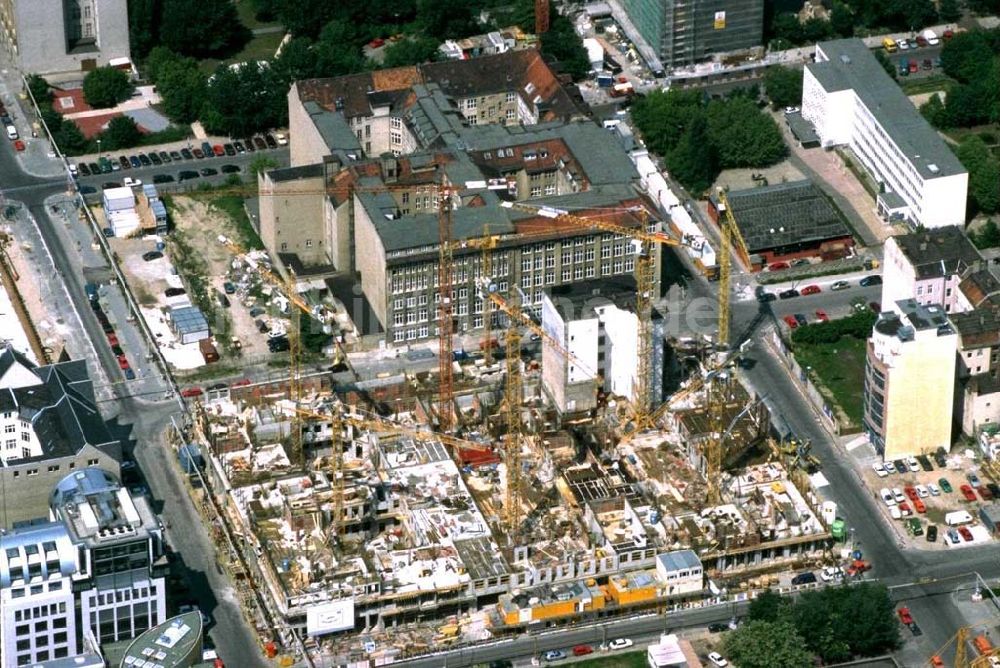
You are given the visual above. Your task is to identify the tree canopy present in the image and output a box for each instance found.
[101,116,143,150]
[763,65,803,110]
[722,620,813,668]
[158,0,250,58]
[26,74,52,105]
[955,135,1000,215]
[631,89,787,193]
[766,0,939,47]
[83,67,134,108]
[382,36,441,68]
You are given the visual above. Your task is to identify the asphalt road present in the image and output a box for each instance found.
[0,119,267,665]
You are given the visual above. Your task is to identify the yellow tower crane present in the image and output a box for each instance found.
[503,289,525,536]
[712,188,753,348]
[498,200,687,427]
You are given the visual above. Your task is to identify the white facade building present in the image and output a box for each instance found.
[802,39,968,229]
[0,468,166,667]
[881,227,982,313]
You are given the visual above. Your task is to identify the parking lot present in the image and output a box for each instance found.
[860,449,996,549]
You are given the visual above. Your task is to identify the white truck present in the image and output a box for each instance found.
[923,29,940,46]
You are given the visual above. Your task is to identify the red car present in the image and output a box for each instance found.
[980,485,994,501]
[117,354,129,369]
[869,302,882,314]
[783,315,799,329]
[13,139,24,152]
[231,378,252,387]
[913,498,927,513]
[899,501,912,516]
[181,387,204,398]
[768,261,790,271]
[959,526,974,541]
[368,37,385,48]
[961,484,977,501]
[904,486,918,501]
[800,285,821,296]
[107,333,119,346]
[916,34,927,46]
[908,60,918,74]
[815,309,829,322]
[943,29,954,40]
[572,645,593,657]
[897,607,914,625]
[212,144,225,156]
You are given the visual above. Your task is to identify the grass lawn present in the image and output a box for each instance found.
[793,336,868,426]
[200,32,286,73]
[899,74,952,95]
[208,195,264,250]
[234,0,281,31]
[575,651,647,668]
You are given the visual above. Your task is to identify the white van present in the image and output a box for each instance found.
[945,510,973,526]
[5,125,17,140]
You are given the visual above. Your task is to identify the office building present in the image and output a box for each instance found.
[864,299,957,459]
[614,0,764,71]
[0,468,166,667]
[0,345,121,530]
[0,0,130,77]
[540,277,664,414]
[802,39,968,229]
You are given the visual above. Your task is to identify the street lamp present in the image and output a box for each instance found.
[96,138,101,158]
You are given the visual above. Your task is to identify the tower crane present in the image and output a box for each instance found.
[502,288,524,536]
[713,188,753,349]
[498,200,688,426]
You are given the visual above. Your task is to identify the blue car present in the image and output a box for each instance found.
[129,155,141,168]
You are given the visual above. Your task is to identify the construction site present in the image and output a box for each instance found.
[175,189,837,665]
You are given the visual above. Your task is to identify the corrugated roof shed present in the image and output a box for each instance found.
[722,180,851,252]
[169,305,209,335]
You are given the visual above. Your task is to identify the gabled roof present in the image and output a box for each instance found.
[893,226,982,280]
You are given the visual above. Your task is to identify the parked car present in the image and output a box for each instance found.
[980,485,994,501]
[794,313,808,327]
[768,261,790,271]
[233,141,246,153]
[791,571,817,585]
[779,288,799,299]
[873,463,889,478]
[249,306,266,317]
[892,488,905,503]
[928,483,941,496]
[831,280,850,291]
[142,250,163,261]
[78,163,91,176]
[922,58,932,70]
[123,177,142,188]
[89,162,101,174]
[201,141,213,156]
[869,302,882,313]
[253,136,267,150]
[180,148,193,160]
[917,454,934,471]
[149,152,162,165]
[815,309,829,322]
[892,460,907,474]
[708,652,729,667]
[708,622,730,632]
[880,488,895,506]
[221,164,241,173]
[192,148,204,159]
[158,150,172,163]
[178,170,200,181]
[939,478,953,493]
[153,174,175,184]
[860,275,883,287]
[961,484,977,502]
[223,143,236,155]
[543,651,566,662]
[170,150,183,161]
[959,526,974,542]
[988,482,1000,498]
[572,645,593,657]
[265,133,278,148]
[897,607,914,625]
[927,524,938,542]
[915,484,929,498]
[223,281,236,294]
[783,315,799,329]
[906,456,920,472]
[269,337,290,352]
[138,153,152,166]
[212,144,225,157]
[968,471,982,487]
[800,284,821,296]
[129,155,141,168]
[199,167,218,176]
[165,287,187,298]
[243,138,256,152]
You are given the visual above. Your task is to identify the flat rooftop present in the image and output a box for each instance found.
[894,226,982,280]
[809,39,965,181]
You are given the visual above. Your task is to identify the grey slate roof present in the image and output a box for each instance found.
[656,549,702,572]
[303,100,362,154]
[808,39,964,181]
[721,181,851,252]
[268,163,325,183]
[367,199,515,253]
[0,346,115,460]
[894,226,982,280]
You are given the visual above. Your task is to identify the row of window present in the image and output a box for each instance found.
[9,458,97,478]
[12,601,67,622]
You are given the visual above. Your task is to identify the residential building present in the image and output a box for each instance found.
[0,345,121,530]
[864,300,957,459]
[540,277,665,413]
[881,227,981,312]
[0,468,166,667]
[0,0,130,78]
[654,549,703,596]
[706,180,854,269]
[802,39,968,229]
[613,0,764,71]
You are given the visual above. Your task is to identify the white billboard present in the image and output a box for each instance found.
[306,599,355,636]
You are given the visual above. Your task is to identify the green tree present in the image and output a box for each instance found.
[956,135,1000,214]
[763,65,803,110]
[250,0,278,22]
[143,46,179,83]
[40,107,64,136]
[157,58,208,124]
[971,220,1000,249]
[801,17,834,43]
[722,620,813,668]
[417,0,480,40]
[83,66,134,108]
[747,588,790,622]
[873,49,897,81]
[382,36,440,68]
[278,0,343,39]
[945,83,993,128]
[939,0,962,22]
[706,97,788,168]
[128,0,162,59]
[940,31,995,83]
[630,89,702,155]
[829,2,855,37]
[771,13,804,45]
[201,62,285,137]
[249,155,279,175]
[159,0,250,58]
[968,0,1000,13]
[313,21,368,77]
[271,38,320,83]
[55,121,89,155]
[101,115,143,150]
[25,74,52,105]
[919,93,947,128]
[667,117,718,194]
[539,12,591,81]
